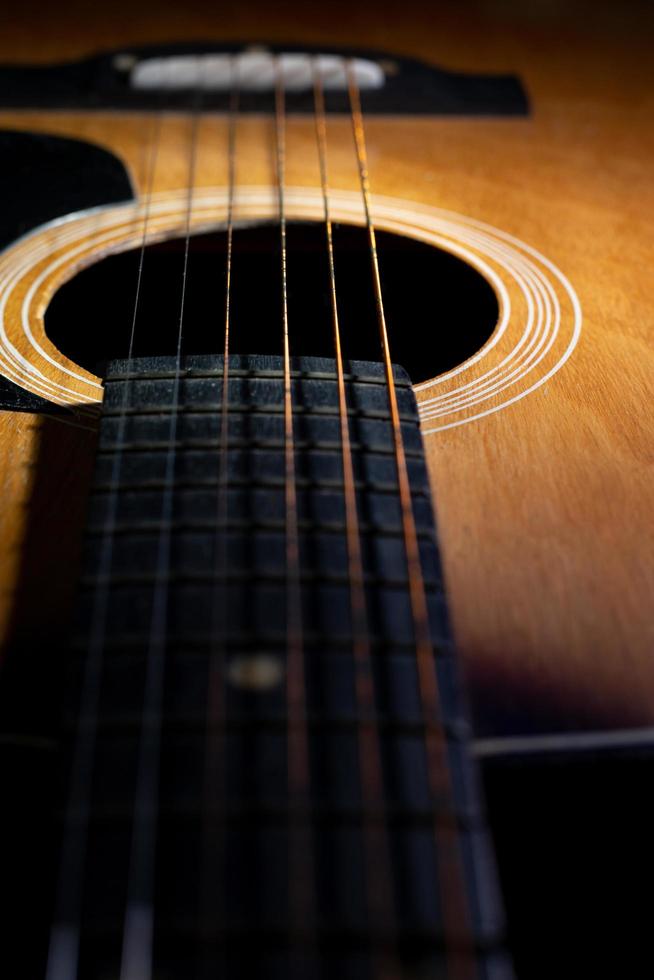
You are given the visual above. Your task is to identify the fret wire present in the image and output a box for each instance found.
[119,92,202,980]
[275,56,318,969]
[346,61,478,980]
[45,110,163,980]
[313,58,399,977]
[198,55,239,975]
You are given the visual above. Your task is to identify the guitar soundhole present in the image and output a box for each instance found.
[46,221,498,383]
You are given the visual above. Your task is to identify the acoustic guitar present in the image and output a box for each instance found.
[0,3,652,979]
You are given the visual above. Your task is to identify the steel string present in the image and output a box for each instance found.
[274,56,318,972]
[346,61,478,980]
[44,110,163,980]
[118,92,202,980]
[312,58,400,978]
[198,55,240,975]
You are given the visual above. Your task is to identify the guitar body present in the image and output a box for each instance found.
[0,2,652,978]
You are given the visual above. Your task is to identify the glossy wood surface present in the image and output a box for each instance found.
[0,0,652,738]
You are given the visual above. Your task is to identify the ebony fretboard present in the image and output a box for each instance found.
[61,354,509,979]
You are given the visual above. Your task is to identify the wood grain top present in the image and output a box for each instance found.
[0,0,652,738]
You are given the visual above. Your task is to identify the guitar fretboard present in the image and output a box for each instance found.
[62,354,508,978]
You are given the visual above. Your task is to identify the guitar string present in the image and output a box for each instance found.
[274,56,318,969]
[47,61,476,980]
[118,89,203,980]
[198,55,239,973]
[346,61,478,980]
[44,109,163,980]
[312,58,399,977]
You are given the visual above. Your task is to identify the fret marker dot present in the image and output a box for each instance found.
[227,654,284,691]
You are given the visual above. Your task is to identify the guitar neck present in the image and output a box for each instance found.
[56,353,507,976]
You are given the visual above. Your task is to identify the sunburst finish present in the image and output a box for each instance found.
[0,0,652,742]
